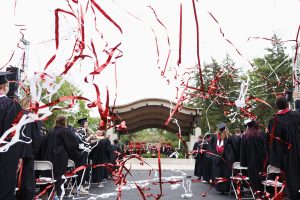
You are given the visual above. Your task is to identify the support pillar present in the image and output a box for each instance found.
[188,127,201,152]
[106,127,117,143]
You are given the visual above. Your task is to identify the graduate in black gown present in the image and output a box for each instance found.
[111,139,122,162]
[193,136,205,179]
[232,128,242,162]
[0,72,22,200]
[16,95,44,200]
[210,122,236,194]
[74,117,96,194]
[240,120,266,192]
[269,96,300,199]
[38,115,83,195]
[89,130,112,187]
[202,133,213,182]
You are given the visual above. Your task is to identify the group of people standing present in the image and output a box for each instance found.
[0,72,123,200]
[36,116,123,198]
[193,96,300,199]
[1,70,300,200]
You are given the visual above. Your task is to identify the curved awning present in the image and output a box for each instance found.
[111,98,201,135]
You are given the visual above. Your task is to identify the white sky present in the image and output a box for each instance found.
[0,0,299,114]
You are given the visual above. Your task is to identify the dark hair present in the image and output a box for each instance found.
[198,135,204,139]
[54,115,67,128]
[275,96,288,110]
[245,120,260,137]
[113,139,119,144]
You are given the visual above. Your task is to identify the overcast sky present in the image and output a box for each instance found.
[0,0,299,110]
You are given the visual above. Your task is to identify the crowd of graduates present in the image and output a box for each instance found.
[193,96,300,199]
[0,72,124,200]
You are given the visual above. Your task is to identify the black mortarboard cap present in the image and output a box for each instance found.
[217,122,227,131]
[244,119,256,128]
[77,117,87,126]
[0,71,13,85]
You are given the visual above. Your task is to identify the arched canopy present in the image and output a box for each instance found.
[111,98,201,135]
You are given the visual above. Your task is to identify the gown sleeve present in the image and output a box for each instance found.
[240,136,247,167]
[105,139,113,163]
[2,99,22,135]
[31,121,45,158]
[224,137,236,165]
[269,116,285,169]
[62,128,83,165]
[192,142,198,158]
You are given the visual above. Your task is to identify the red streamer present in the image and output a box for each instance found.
[177,3,182,66]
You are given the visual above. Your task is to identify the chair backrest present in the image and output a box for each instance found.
[232,162,248,170]
[34,160,55,183]
[67,159,75,168]
[34,161,53,171]
[267,165,281,174]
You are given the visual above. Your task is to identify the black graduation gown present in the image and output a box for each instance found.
[37,127,83,179]
[0,95,22,200]
[210,134,236,193]
[74,127,91,183]
[202,139,212,182]
[232,135,242,162]
[90,138,112,183]
[111,144,122,162]
[20,112,45,159]
[240,133,266,192]
[193,141,204,178]
[269,111,300,200]
[17,111,45,200]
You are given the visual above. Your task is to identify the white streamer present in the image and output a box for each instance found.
[235,80,248,108]
[59,175,67,200]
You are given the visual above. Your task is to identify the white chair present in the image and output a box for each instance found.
[34,161,56,200]
[262,165,283,193]
[65,159,78,197]
[230,162,255,199]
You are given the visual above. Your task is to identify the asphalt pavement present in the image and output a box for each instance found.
[80,170,233,200]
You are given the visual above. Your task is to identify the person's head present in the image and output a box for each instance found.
[197,135,203,141]
[83,121,88,129]
[113,139,119,144]
[0,83,9,94]
[0,72,11,95]
[217,122,230,139]
[19,95,33,109]
[217,122,227,132]
[245,120,260,137]
[234,128,241,135]
[275,96,288,110]
[204,133,212,141]
[54,115,67,128]
[95,130,105,136]
[77,117,88,128]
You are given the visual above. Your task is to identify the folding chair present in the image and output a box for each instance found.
[262,165,283,193]
[230,162,255,199]
[65,160,78,198]
[34,161,56,200]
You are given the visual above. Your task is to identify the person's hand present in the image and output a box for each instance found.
[90,134,97,140]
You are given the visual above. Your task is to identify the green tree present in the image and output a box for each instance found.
[188,56,243,133]
[249,35,292,125]
[42,77,98,131]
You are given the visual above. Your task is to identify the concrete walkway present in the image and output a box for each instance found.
[124,158,195,170]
